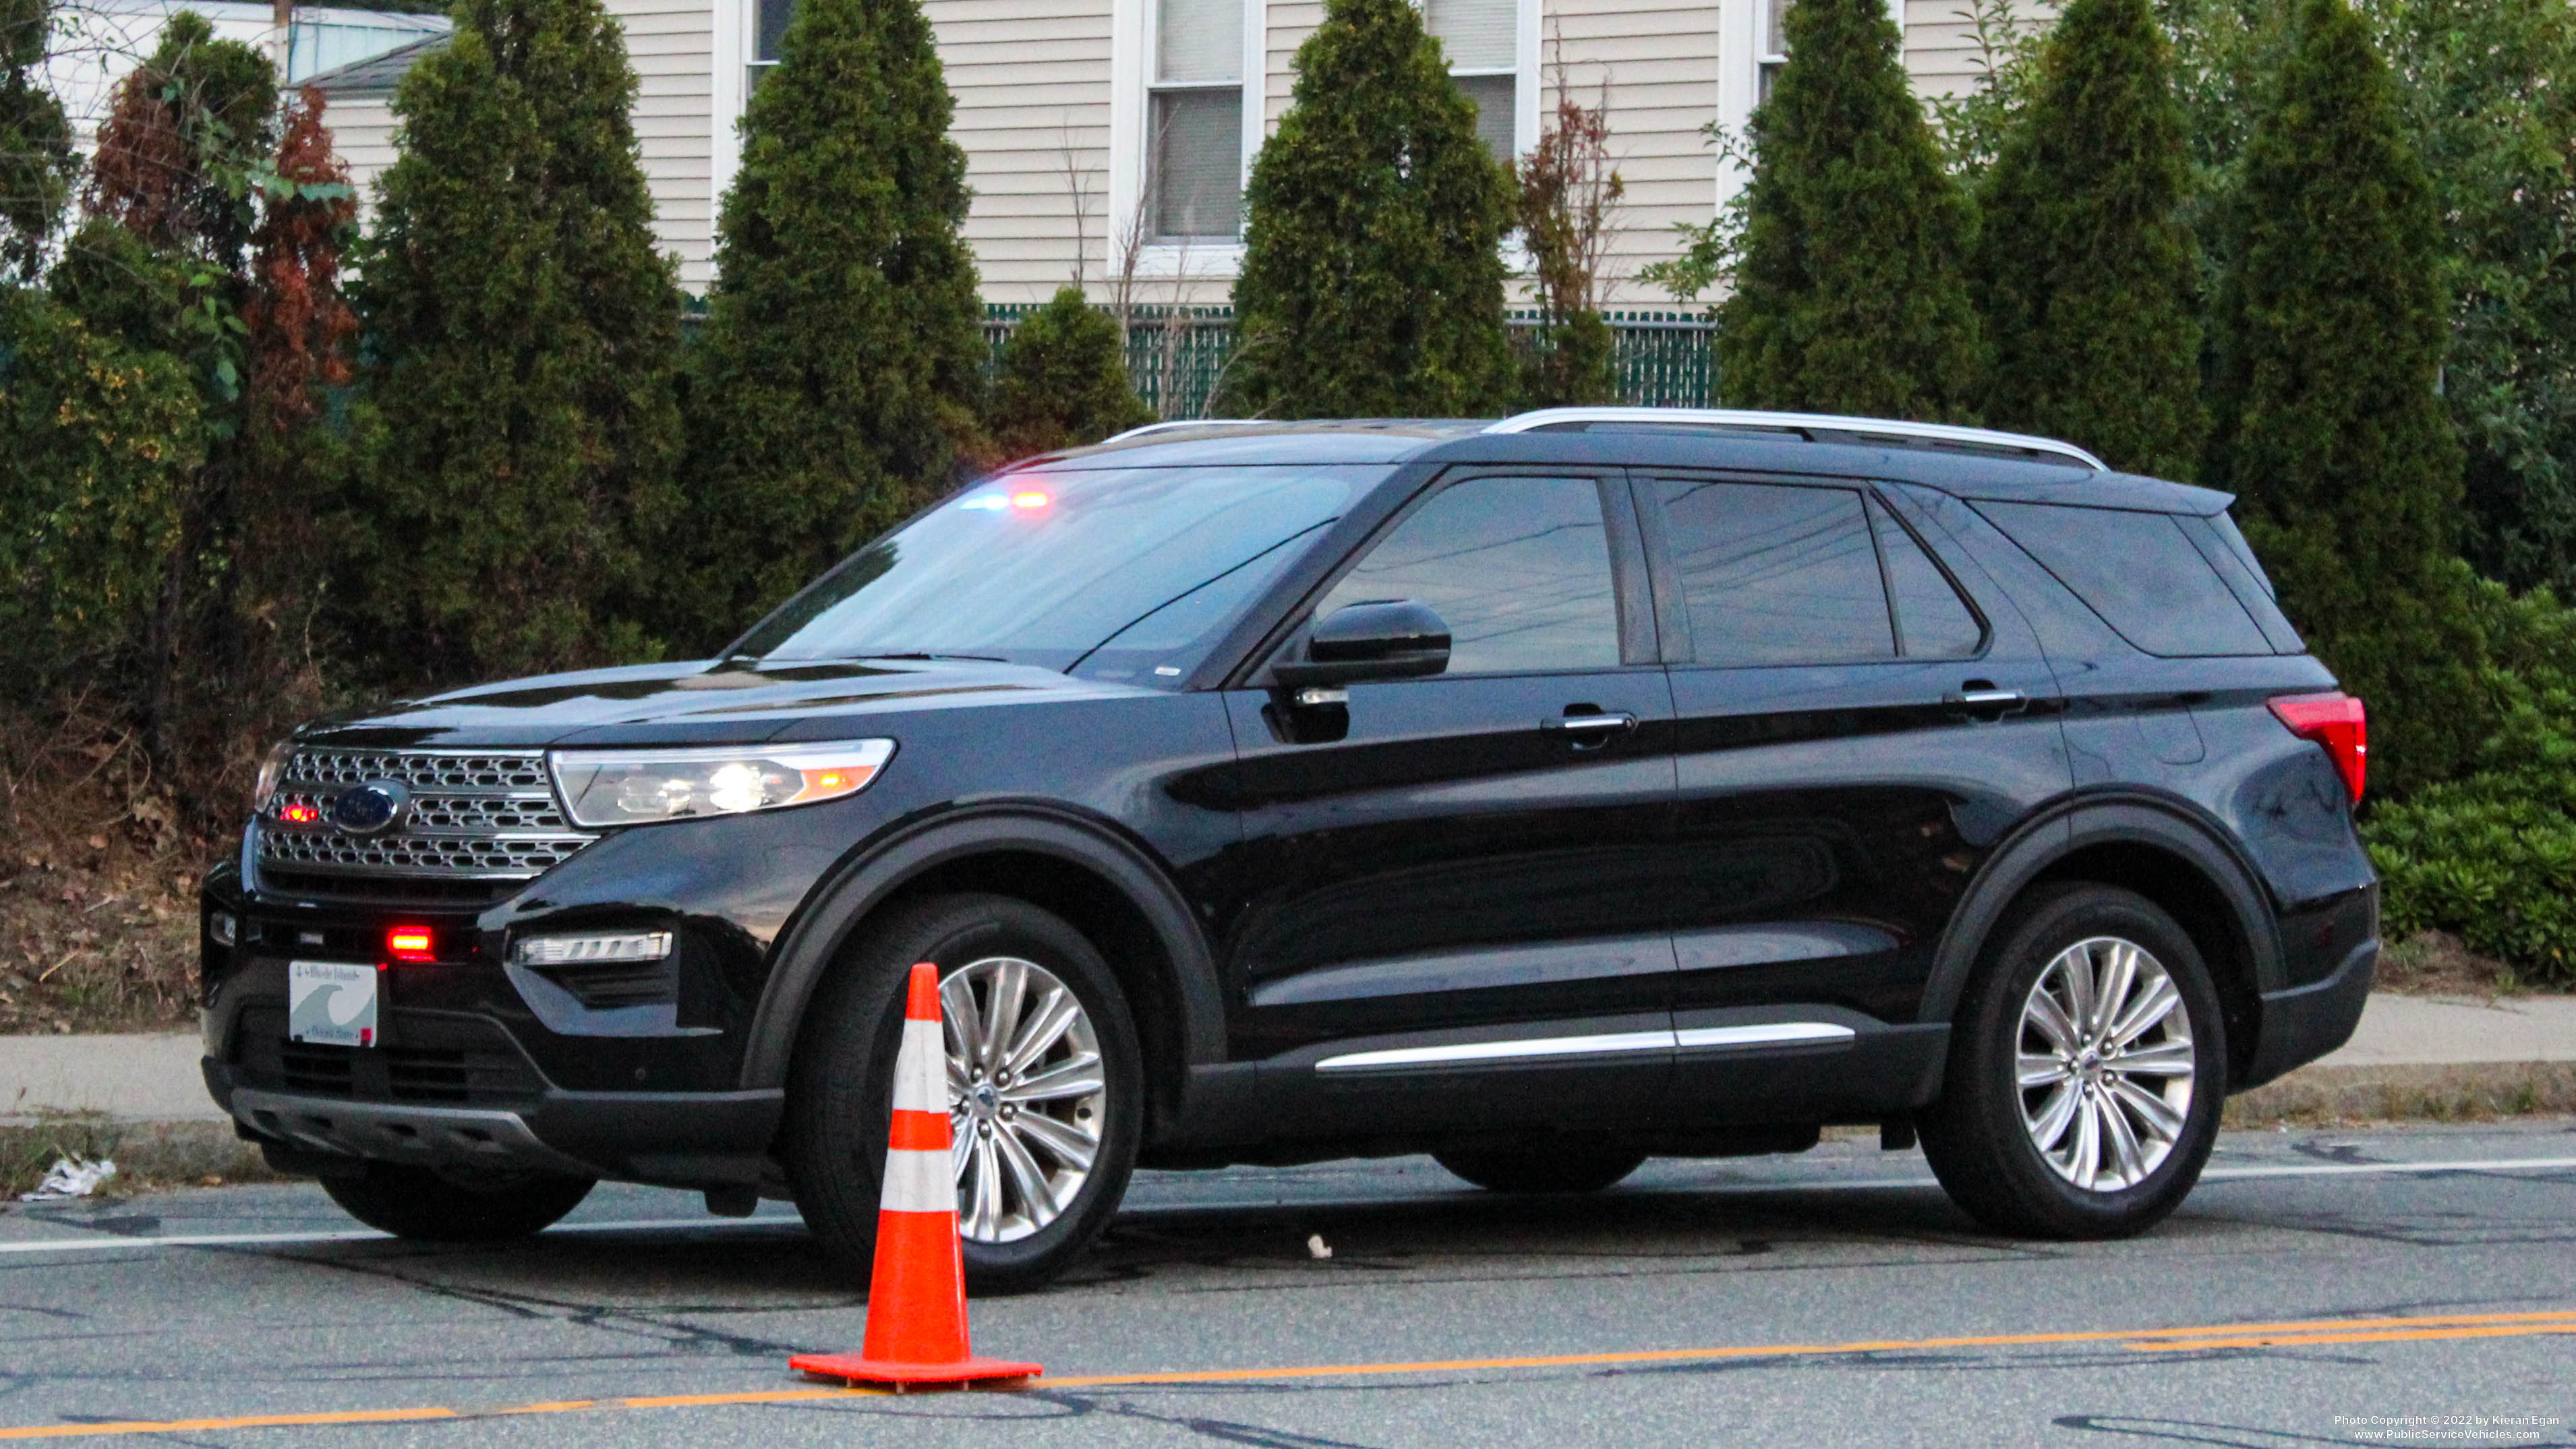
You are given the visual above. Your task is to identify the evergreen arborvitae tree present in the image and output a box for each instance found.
[1972,0,2202,478]
[2205,0,2483,796]
[0,0,74,279]
[1229,0,1513,419]
[1716,0,1984,420]
[358,0,682,682]
[988,288,1154,457]
[675,0,985,642]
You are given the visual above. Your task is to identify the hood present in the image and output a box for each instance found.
[298,657,1155,750]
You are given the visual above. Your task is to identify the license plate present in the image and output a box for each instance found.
[288,960,380,1047]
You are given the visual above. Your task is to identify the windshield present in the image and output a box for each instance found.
[732,464,1384,680]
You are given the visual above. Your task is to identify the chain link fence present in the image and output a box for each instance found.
[980,304,1715,419]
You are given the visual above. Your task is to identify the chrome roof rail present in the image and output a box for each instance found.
[1098,419,1273,444]
[1483,407,2110,472]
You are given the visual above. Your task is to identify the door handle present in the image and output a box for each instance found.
[1543,711,1638,748]
[1945,682,2028,719]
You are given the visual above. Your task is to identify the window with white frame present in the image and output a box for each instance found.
[1426,0,1517,167]
[1120,0,1532,262]
[1150,0,1246,241]
[750,0,792,94]
[1759,0,1788,102]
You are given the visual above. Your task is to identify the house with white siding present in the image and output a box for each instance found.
[49,0,448,148]
[308,0,2045,305]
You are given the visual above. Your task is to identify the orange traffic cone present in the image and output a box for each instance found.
[790,963,1043,1391]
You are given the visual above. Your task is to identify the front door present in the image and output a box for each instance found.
[1212,470,1678,1131]
[1639,471,2072,1122]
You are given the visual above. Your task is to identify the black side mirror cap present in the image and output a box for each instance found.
[1271,599,1452,687]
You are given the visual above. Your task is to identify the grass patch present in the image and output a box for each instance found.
[0,1112,125,1200]
[1,1113,281,1201]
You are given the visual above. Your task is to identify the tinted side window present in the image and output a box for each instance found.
[1974,501,2271,657]
[1870,498,1985,658]
[1655,479,1894,666]
[1316,475,1621,675]
[2179,513,2302,653]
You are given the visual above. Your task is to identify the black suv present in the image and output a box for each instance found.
[200,408,2378,1289]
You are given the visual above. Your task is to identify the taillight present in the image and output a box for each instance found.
[2268,692,2367,803]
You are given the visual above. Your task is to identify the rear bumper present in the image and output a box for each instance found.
[206,1059,782,1188]
[2239,935,2377,1091]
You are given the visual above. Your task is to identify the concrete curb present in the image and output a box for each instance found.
[2225,1061,2576,1126]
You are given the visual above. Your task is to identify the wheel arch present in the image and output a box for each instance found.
[739,806,1225,1134]
[1922,794,2284,1086]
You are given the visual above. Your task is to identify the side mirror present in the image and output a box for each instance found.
[1272,599,1451,687]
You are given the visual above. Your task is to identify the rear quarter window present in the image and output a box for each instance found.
[1972,501,2273,657]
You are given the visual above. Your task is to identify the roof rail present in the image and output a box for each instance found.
[1484,407,2109,472]
[1098,419,1273,444]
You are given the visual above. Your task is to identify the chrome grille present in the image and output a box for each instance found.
[255,746,595,889]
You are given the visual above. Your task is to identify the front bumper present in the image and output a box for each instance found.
[207,1057,784,1187]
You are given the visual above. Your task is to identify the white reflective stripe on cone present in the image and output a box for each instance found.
[880,1144,955,1214]
[894,1017,947,1115]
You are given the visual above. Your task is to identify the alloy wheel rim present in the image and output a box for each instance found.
[2014,935,2196,1193]
[938,956,1107,1243]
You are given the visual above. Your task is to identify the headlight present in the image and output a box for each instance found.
[253,739,297,814]
[548,740,895,828]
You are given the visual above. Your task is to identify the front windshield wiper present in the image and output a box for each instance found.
[858,652,1009,663]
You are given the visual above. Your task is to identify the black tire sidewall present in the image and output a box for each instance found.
[1432,1146,1646,1194]
[319,1164,594,1241]
[1925,885,2228,1238]
[783,893,1144,1295]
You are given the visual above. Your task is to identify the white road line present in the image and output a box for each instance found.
[0,1215,807,1256]
[1,1156,2569,1258]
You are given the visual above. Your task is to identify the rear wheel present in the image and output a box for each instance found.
[319,1164,594,1241]
[1920,884,2226,1239]
[1434,1144,1646,1194]
[782,893,1144,1295]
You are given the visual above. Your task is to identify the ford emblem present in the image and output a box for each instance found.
[329,779,411,836]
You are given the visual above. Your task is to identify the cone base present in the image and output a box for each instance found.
[788,1352,1043,1390]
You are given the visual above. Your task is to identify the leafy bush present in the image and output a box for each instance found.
[2368,582,2576,984]
[0,0,75,279]
[0,288,204,676]
[987,288,1154,458]
[1513,68,1623,409]
[1229,0,1515,418]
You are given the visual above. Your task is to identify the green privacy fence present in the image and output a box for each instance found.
[978,304,1715,419]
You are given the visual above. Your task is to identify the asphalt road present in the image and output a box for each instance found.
[2,1121,2572,1448]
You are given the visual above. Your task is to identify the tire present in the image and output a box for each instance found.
[782,893,1144,1295]
[1434,1144,1647,1194]
[318,1164,594,1241]
[1919,883,2227,1239]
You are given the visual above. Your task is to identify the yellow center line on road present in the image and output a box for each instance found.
[4,1308,2571,1440]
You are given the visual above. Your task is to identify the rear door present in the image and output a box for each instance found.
[1640,472,2072,1120]
[1214,469,1679,1131]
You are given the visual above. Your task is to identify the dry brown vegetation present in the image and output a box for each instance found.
[2375,929,2529,999]
[0,703,216,1034]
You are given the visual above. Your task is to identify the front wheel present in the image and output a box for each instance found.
[319,1164,594,1241]
[1920,884,2227,1239]
[782,893,1144,1295]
